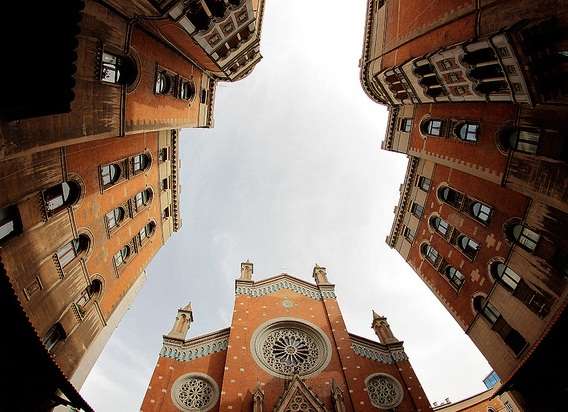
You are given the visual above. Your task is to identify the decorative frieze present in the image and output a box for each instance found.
[161,333,229,362]
[351,341,408,364]
[235,277,336,301]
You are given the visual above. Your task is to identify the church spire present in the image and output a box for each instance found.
[371,310,399,344]
[312,264,330,285]
[166,302,194,341]
[240,260,254,281]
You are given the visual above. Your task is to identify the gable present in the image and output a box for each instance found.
[274,376,328,412]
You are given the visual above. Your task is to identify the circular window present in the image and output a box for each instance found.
[171,373,219,412]
[366,373,404,409]
[251,318,331,379]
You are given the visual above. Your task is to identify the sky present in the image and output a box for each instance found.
[81,0,492,409]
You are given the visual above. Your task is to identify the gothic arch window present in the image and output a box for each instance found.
[455,122,479,142]
[506,223,540,252]
[101,51,137,86]
[471,201,492,224]
[365,373,404,409]
[444,266,465,290]
[106,207,125,231]
[458,235,480,259]
[114,245,130,269]
[250,318,332,379]
[100,164,121,188]
[56,234,90,268]
[490,262,521,291]
[421,119,444,136]
[171,373,219,412]
[0,205,23,244]
[132,153,151,174]
[134,188,153,211]
[421,243,439,265]
[430,216,450,237]
[43,181,81,215]
[438,186,463,209]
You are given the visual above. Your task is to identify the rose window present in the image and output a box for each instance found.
[251,319,331,379]
[366,374,403,409]
[172,374,219,411]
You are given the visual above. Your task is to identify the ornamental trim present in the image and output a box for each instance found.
[235,276,336,301]
[161,332,229,362]
[351,341,408,364]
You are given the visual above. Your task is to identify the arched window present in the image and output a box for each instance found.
[491,262,521,290]
[43,323,66,353]
[471,201,492,223]
[139,221,156,242]
[421,244,439,265]
[0,205,23,244]
[132,153,150,173]
[155,71,172,94]
[473,296,499,324]
[101,52,137,86]
[43,181,81,214]
[505,129,540,154]
[114,245,130,268]
[456,123,479,142]
[445,266,465,290]
[438,186,463,208]
[421,119,443,136]
[430,216,450,237]
[106,207,125,230]
[56,234,90,268]
[180,81,196,101]
[134,188,153,211]
[87,279,103,299]
[458,235,480,259]
[101,164,121,187]
[509,224,540,252]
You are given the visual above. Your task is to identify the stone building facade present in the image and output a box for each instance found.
[0,1,265,409]
[141,262,431,411]
[359,0,568,410]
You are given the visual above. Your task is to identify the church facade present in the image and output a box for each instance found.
[141,262,431,411]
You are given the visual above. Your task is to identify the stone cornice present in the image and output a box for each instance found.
[161,328,230,362]
[359,0,387,105]
[170,129,181,231]
[206,79,216,128]
[349,333,408,364]
[386,156,418,248]
[235,274,336,301]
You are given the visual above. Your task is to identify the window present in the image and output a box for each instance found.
[491,262,521,290]
[421,244,439,265]
[56,235,89,268]
[200,89,207,104]
[114,246,130,268]
[417,176,431,191]
[132,153,150,173]
[0,205,23,243]
[101,164,121,187]
[179,81,195,100]
[438,186,463,209]
[155,71,171,94]
[400,118,412,132]
[474,296,500,325]
[511,224,540,252]
[403,226,415,242]
[422,119,443,136]
[43,323,66,353]
[75,288,91,307]
[106,207,125,230]
[139,222,156,242]
[471,202,492,223]
[161,178,169,191]
[159,147,169,162]
[445,266,465,290]
[510,129,540,154]
[430,216,450,237]
[87,279,103,299]
[101,52,136,85]
[163,206,171,220]
[458,235,480,259]
[134,189,152,210]
[411,203,424,218]
[43,181,81,215]
[457,123,479,142]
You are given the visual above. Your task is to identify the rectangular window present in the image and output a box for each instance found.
[161,178,169,191]
[139,226,148,242]
[411,203,424,218]
[159,147,169,162]
[43,323,66,353]
[515,130,539,154]
[427,120,443,136]
[201,90,207,104]
[101,52,120,83]
[56,241,77,268]
[114,250,124,267]
[163,207,171,220]
[400,118,412,132]
[482,301,500,325]
[417,176,431,191]
[403,226,415,242]
[0,205,23,243]
[519,227,540,251]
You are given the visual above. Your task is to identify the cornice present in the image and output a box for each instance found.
[349,333,408,364]
[169,129,182,231]
[359,0,387,105]
[235,274,336,301]
[386,156,419,248]
[161,328,230,362]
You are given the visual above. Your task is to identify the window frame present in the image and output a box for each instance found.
[403,226,415,242]
[512,224,540,252]
[0,205,23,244]
[417,176,431,191]
[445,266,465,290]
[400,118,413,133]
[43,323,66,353]
[456,122,479,143]
[423,119,443,136]
[411,202,424,218]
[471,201,492,224]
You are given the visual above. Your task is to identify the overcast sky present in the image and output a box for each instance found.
[81,1,492,410]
